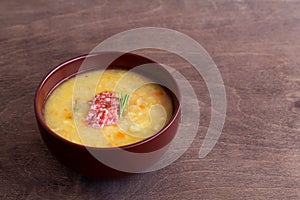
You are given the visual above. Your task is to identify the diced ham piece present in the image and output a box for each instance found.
[86,91,119,128]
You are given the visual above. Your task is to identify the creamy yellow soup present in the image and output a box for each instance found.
[44,69,173,147]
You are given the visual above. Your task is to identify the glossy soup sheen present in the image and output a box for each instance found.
[44,69,173,147]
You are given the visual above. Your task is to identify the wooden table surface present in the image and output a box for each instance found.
[1,0,300,199]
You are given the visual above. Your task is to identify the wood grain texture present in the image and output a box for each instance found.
[1,0,300,199]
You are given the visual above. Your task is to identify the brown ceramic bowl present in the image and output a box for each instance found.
[34,52,181,179]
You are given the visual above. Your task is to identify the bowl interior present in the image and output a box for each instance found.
[35,52,181,149]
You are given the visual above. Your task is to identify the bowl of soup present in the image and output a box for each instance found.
[34,52,181,178]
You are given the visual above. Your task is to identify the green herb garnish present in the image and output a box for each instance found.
[119,93,129,117]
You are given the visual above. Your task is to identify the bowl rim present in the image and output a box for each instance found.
[34,52,181,150]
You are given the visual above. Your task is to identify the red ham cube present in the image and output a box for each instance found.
[86,91,120,128]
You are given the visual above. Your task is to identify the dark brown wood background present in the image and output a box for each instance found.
[1,0,300,199]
